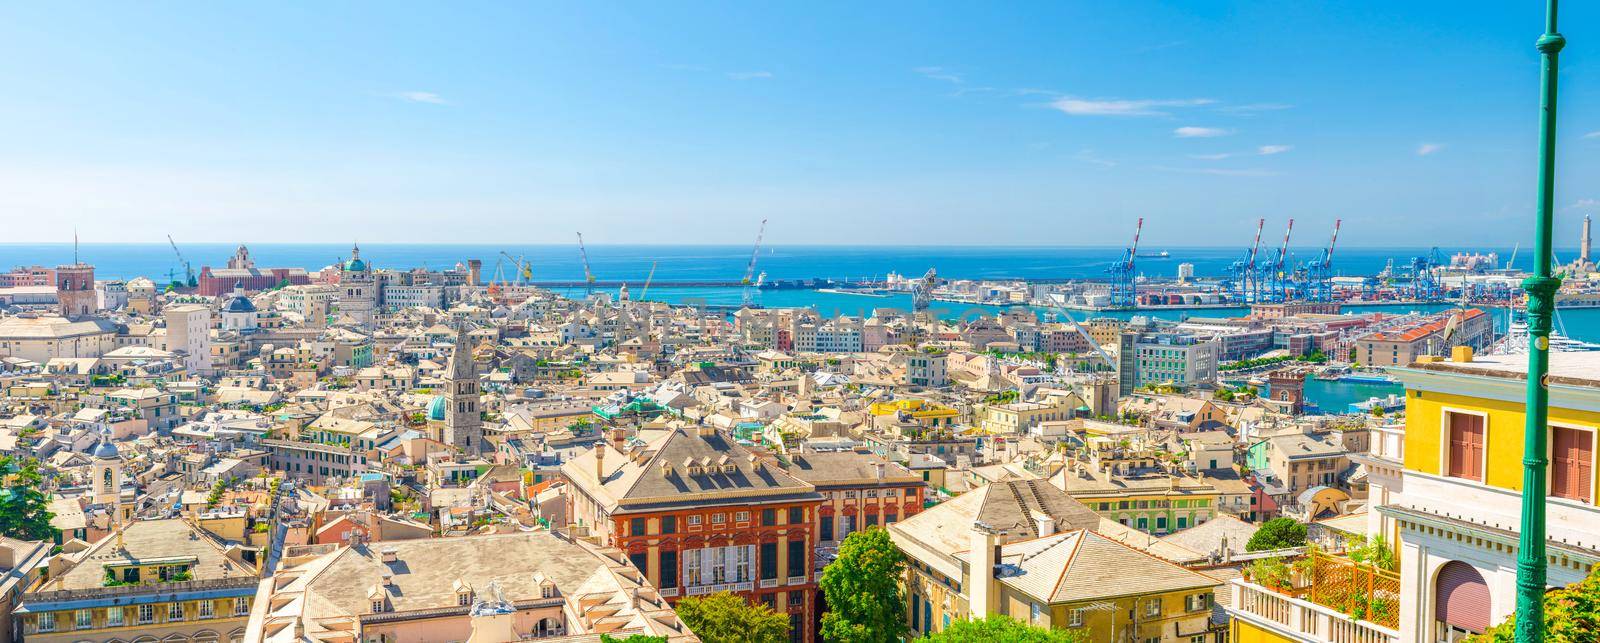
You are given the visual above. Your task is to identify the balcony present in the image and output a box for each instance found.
[787,575,807,586]
[1229,578,1399,643]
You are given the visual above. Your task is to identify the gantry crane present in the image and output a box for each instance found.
[640,261,658,301]
[741,219,768,308]
[1105,218,1142,308]
[1261,219,1294,302]
[576,232,596,296]
[166,235,196,288]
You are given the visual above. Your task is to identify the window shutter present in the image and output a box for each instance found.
[1436,561,1490,633]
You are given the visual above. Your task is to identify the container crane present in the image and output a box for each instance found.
[1225,219,1265,302]
[576,232,596,296]
[741,218,768,308]
[1260,219,1293,302]
[1105,217,1142,308]
[166,235,196,288]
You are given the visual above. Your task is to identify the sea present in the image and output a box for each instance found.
[3,242,1597,345]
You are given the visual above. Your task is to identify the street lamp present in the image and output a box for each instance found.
[1516,0,1564,640]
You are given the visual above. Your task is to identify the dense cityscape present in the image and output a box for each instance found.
[4,2,1600,643]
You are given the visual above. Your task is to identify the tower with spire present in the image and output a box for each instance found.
[337,243,378,329]
[444,324,486,456]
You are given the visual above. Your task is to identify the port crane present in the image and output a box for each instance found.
[741,218,768,308]
[1105,217,1142,308]
[1049,305,1117,373]
[576,232,597,297]
[1262,219,1293,302]
[640,261,658,301]
[498,251,531,285]
[1299,219,1340,302]
[1225,219,1266,303]
[166,235,196,289]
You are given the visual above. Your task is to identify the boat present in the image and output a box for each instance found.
[1341,373,1398,385]
[816,288,890,298]
[1138,250,1172,259]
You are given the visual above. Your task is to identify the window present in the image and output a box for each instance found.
[139,604,155,624]
[820,515,834,541]
[1143,598,1161,617]
[458,592,472,606]
[75,609,91,629]
[789,591,804,606]
[1030,602,1043,624]
[107,607,125,627]
[662,515,677,534]
[711,513,726,524]
[687,515,702,526]
[735,511,750,523]
[761,509,776,526]
[788,507,804,524]
[372,600,385,614]
[761,542,779,580]
[198,599,214,619]
[865,489,877,498]
[660,550,678,588]
[1068,608,1085,627]
[787,541,805,578]
[761,594,777,609]
[686,550,701,586]
[1446,412,1486,481]
[37,612,54,632]
[1553,426,1594,503]
[169,602,184,621]
[235,598,250,616]
[632,517,648,536]
[1185,593,1212,612]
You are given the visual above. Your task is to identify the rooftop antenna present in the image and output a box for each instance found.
[74,228,80,264]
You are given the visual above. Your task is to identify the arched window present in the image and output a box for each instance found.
[1435,560,1490,639]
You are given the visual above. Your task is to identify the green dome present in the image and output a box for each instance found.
[427,395,447,421]
[344,257,368,272]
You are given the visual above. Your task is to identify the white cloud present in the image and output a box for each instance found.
[1584,131,1600,139]
[1174,126,1231,138]
[1188,153,1234,160]
[1417,143,1444,156]
[1153,165,1281,177]
[914,66,963,84]
[391,91,449,105]
[1050,97,1215,117]
[1567,198,1600,210]
[727,71,773,80]
[1257,145,1293,155]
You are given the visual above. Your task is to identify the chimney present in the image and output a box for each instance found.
[872,461,886,480]
[968,526,999,619]
[1451,345,1475,363]
[380,546,398,563]
[595,444,607,482]
[1031,511,1055,538]
[0,544,14,570]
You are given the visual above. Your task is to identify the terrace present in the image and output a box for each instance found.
[1227,552,1400,643]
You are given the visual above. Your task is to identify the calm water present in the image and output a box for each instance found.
[0,242,1579,284]
[4,242,1597,340]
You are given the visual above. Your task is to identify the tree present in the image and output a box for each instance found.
[1345,533,1397,571]
[1469,563,1600,641]
[917,615,1086,642]
[675,591,789,643]
[600,635,667,643]
[821,528,910,642]
[1247,518,1307,552]
[0,457,59,542]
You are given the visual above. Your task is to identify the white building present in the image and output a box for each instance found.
[162,304,213,374]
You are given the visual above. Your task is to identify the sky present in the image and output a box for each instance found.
[3,1,1600,248]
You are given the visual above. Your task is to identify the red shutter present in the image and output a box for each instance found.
[1435,561,1490,633]
[1553,427,1593,503]
[1448,414,1485,481]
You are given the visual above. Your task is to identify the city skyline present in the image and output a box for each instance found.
[3,2,1600,246]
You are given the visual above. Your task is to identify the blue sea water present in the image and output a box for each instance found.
[3,242,1597,341]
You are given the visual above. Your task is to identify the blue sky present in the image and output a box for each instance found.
[3,1,1599,248]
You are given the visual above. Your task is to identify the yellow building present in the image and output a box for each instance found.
[978,392,1088,435]
[868,398,961,428]
[18,519,260,643]
[890,479,1221,641]
[1226,348,1600,642]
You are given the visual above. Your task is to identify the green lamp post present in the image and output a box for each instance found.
[1516,0,1563,640]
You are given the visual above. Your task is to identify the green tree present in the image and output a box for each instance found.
[1246,518,1307,552]
[675,591,788,643]
[600,635,667,643]
[1469,563,1600,641]
[821,528,910,643]
[1345,533,1397,571]
[0,457,59,542]
[917,615,1086,642]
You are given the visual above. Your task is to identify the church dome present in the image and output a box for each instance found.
[223,282,257,313]
[93,438,119,459]
[344,257,368,272]
[427,394,448,421]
